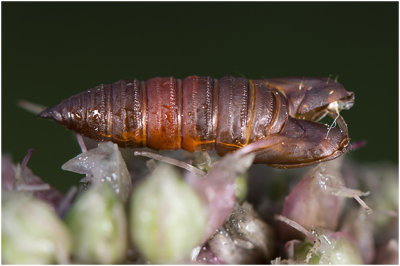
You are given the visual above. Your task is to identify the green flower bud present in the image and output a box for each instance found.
[235,174,248,202]
[317,233,363,264]
[293,232,363,264]
[2,191,71,264]
[292,241,321,264]
[130,163,206,263]
[66,183,127,264]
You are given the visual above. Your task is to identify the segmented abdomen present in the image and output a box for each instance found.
[40,76,286,155]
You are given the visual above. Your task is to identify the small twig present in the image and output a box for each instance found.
[134,151,206,177]
[329,184,373,214]
[372,209,398,218]
[57,186,78,218]
[17,100,46,115]
[349,140,367,151]
[16,183,51,191]
[15,148,35,184]
[21,148,35,172]
[76,134,88,153]
[353,194,373,214]
[274,214,316,242]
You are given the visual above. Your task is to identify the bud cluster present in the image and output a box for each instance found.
[2,143,398,264]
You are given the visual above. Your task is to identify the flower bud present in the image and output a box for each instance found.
[130,163,206,263]
[62,142,132,202]
[66,183,128,264]
[2,191,71,264]
[187,152,255,240]
[206,202,275,264]
[235,174,248,202]
[290,231,363,264]
[279,159,370,241]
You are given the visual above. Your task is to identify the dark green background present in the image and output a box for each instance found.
[3,2,398,191]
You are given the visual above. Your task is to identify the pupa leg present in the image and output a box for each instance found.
[234,116,349,168]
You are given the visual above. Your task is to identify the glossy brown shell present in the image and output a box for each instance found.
[40,76,354,167]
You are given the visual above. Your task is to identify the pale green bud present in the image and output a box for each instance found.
[130,163,206,263]
[317,234,363,264]
[292,241,321,264]
[2,191,71,264]
[235,174,248,202]
[66,183,128,264]
[293,232,363,264]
